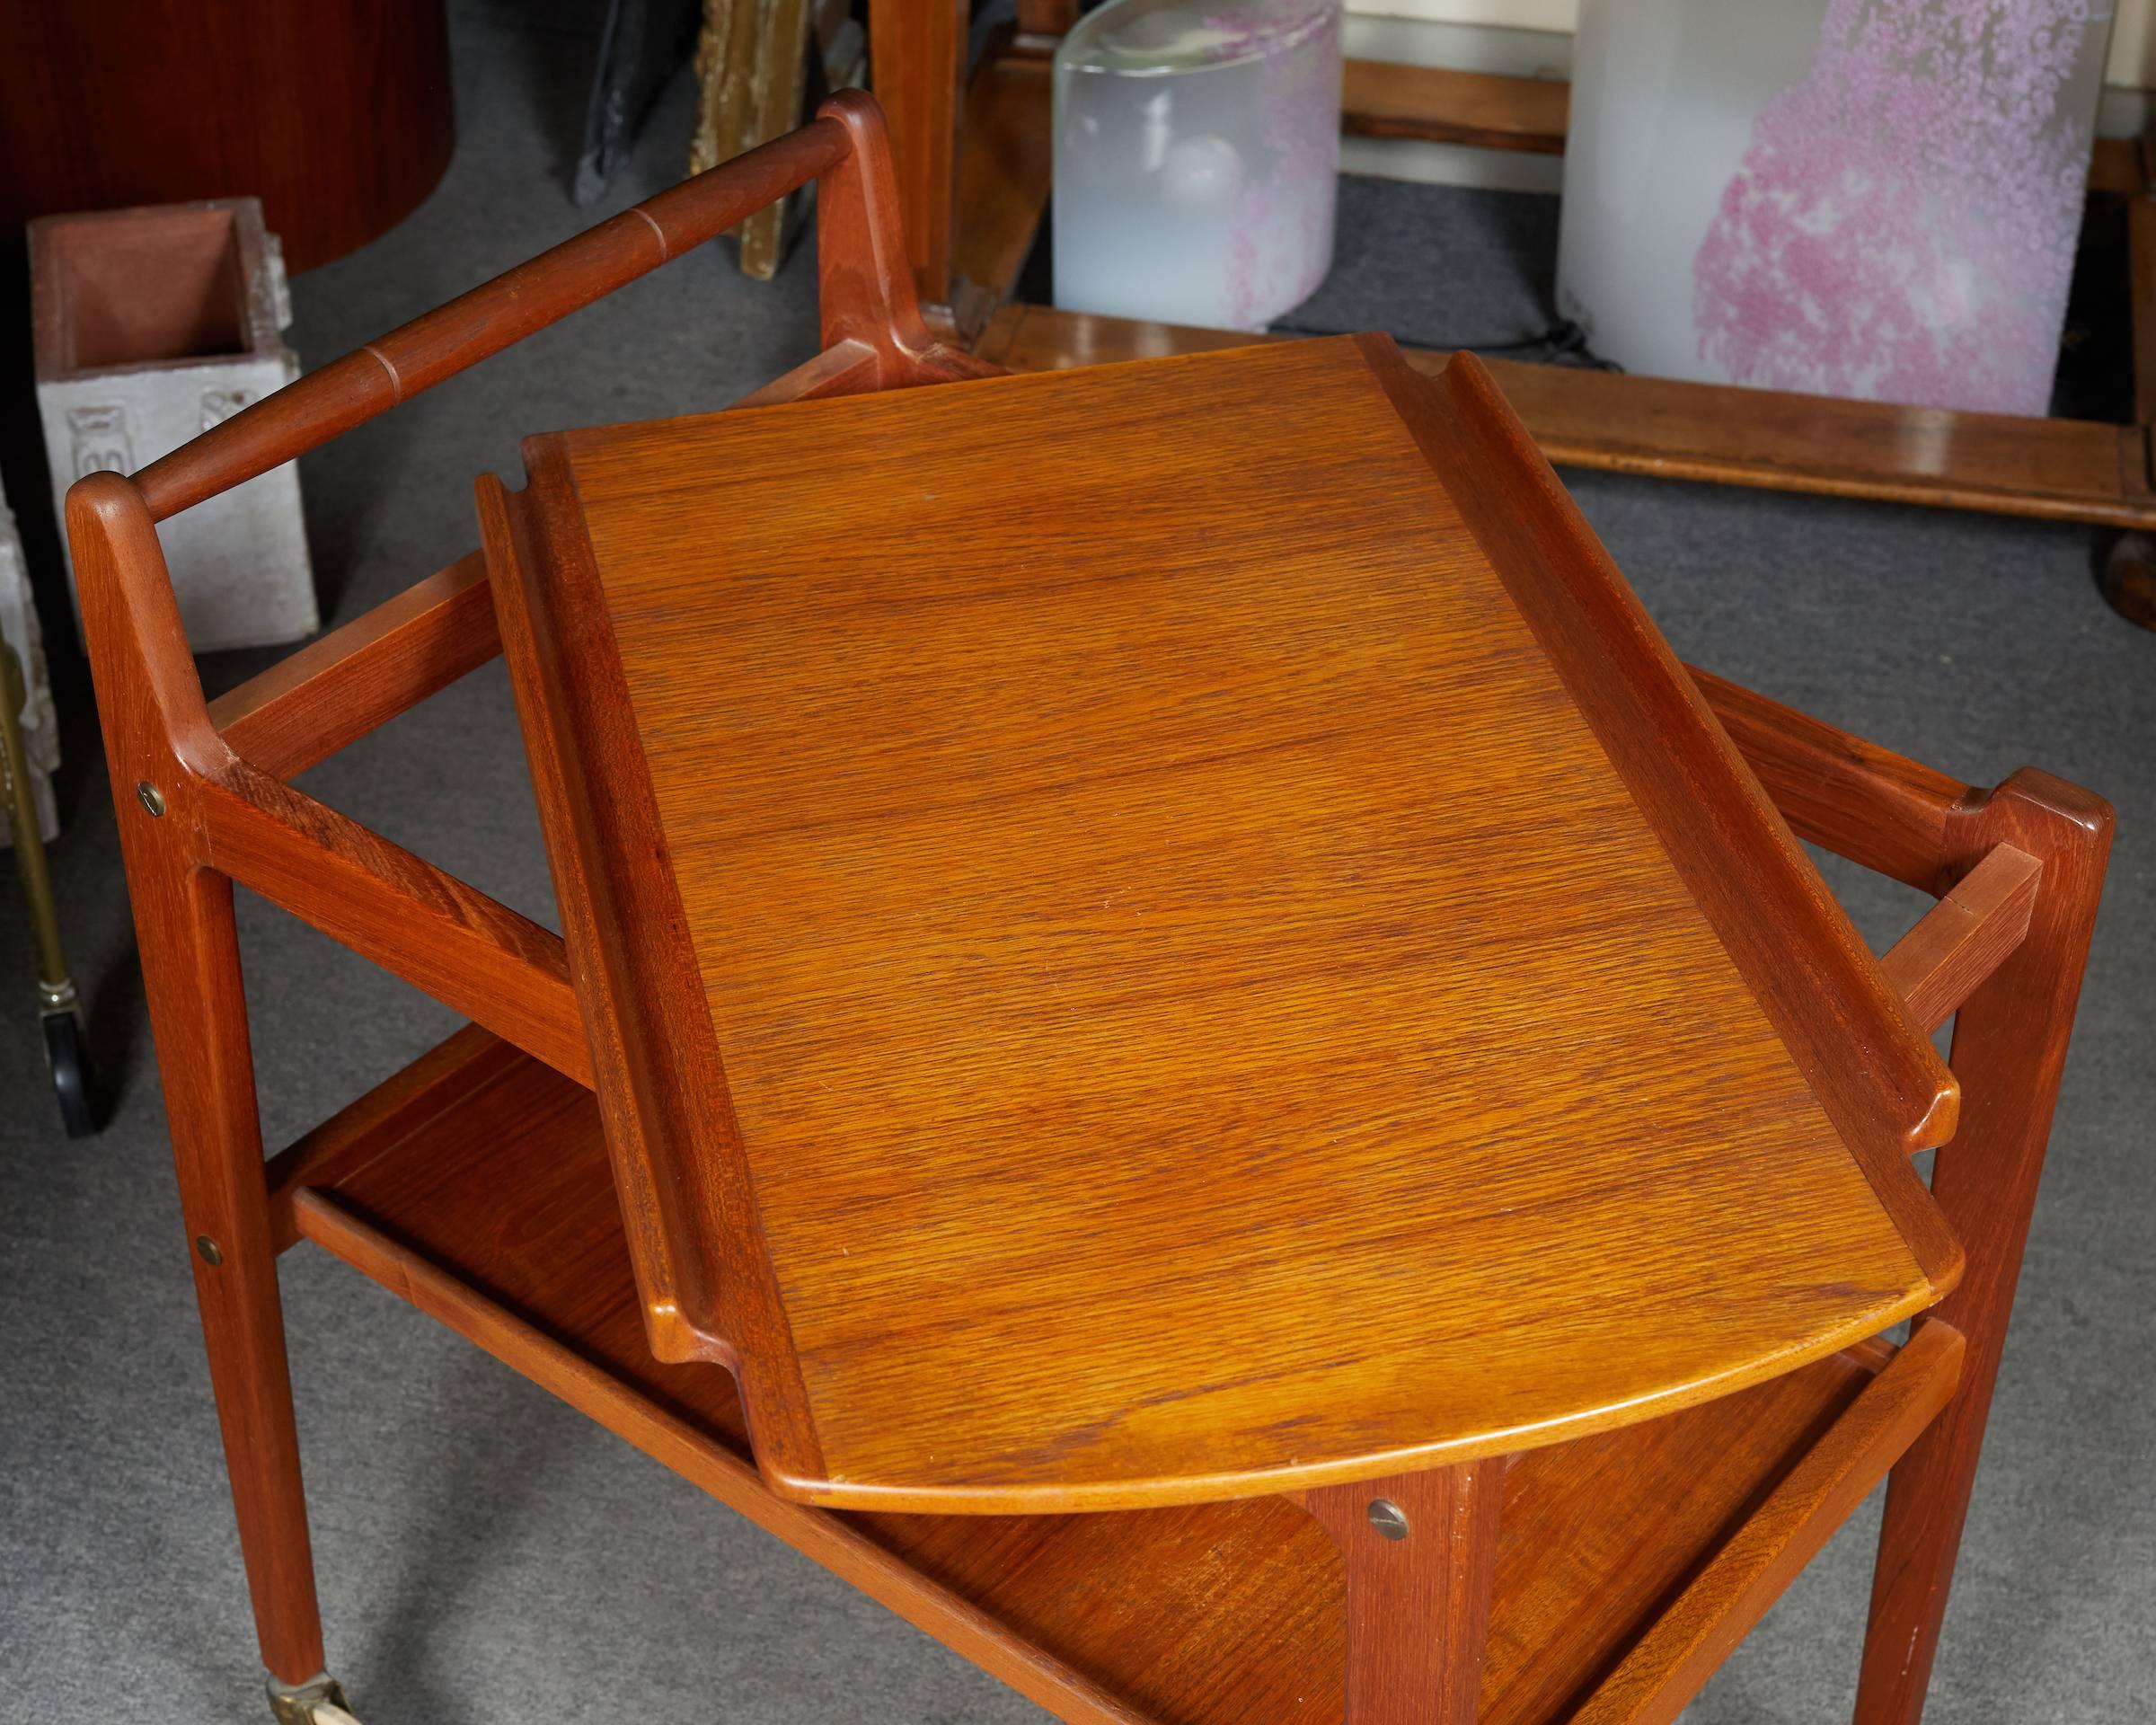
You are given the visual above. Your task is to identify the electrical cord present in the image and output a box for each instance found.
[1268,316,1626,371]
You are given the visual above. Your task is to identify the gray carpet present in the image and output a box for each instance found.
[3,4,2151,1721]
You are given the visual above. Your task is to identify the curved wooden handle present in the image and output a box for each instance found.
[133,93,921,522]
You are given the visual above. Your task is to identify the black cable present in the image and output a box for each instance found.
[1268,316,1626,372]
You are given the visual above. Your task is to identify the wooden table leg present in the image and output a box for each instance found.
[1015,0,1078,31]
[71,476,328,1689]
[870,0,967,306]
[1853,769,2113,1725]
[1300,1461,1507,1724]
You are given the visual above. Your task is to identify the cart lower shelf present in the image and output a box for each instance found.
[272,1025,1902,1725]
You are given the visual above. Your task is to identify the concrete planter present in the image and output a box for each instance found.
[31,197,317,651]
[0,476,59,847]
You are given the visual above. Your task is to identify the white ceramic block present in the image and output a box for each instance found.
[0,477,60,849]
[1054,0,1344,332]
[32,198,318,652]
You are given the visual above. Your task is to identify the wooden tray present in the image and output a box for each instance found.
[480,332,1960,1512]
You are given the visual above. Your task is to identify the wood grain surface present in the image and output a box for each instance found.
[1680,668,1969,893]
[490,334,1957,1511]
[1392,350,1960,1269]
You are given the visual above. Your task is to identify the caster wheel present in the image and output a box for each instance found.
[2102,532,2156,632]
[40,1008,97,1138]
[267,1672,358,1724]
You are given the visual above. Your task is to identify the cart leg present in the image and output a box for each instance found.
[1853,772,2111,1725]
[69,474,334,1694]
[147,860,331,1689]
[1300,1459,1506,1723]
[42,456,351,1725]
[869,0,967,305]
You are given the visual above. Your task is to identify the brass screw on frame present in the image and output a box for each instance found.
[137,782,166,817]
[195,1235,223,1266]
[1367,1499,1409,1540]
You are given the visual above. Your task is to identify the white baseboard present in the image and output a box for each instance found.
[1343,13,2148,199]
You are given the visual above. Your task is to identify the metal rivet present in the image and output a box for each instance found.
[137,782,166,817]
[194,1234,223,1265]
[1367,1498,1409,1540]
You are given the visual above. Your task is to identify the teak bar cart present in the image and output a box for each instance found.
[75,96,2112,1725]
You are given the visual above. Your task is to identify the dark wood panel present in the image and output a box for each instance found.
[0,0,454,272]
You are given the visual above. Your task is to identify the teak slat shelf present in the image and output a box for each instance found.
[974,305,2156,529]
[897,23,2156,626]
[73,97,2112,1725]
[270,1031,1940,1725]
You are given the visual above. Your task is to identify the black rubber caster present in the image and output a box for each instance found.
[2102,532,2156,632]
[41,1009,98,1138]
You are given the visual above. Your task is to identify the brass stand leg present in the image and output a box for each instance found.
[1301,1460,1507,1724]
[0,636,94,1135]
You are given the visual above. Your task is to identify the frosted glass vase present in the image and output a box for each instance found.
[1053,0,1342,332]
[1556,0,2116,415]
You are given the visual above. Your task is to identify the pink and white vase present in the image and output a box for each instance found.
[1556,0,2116,415]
